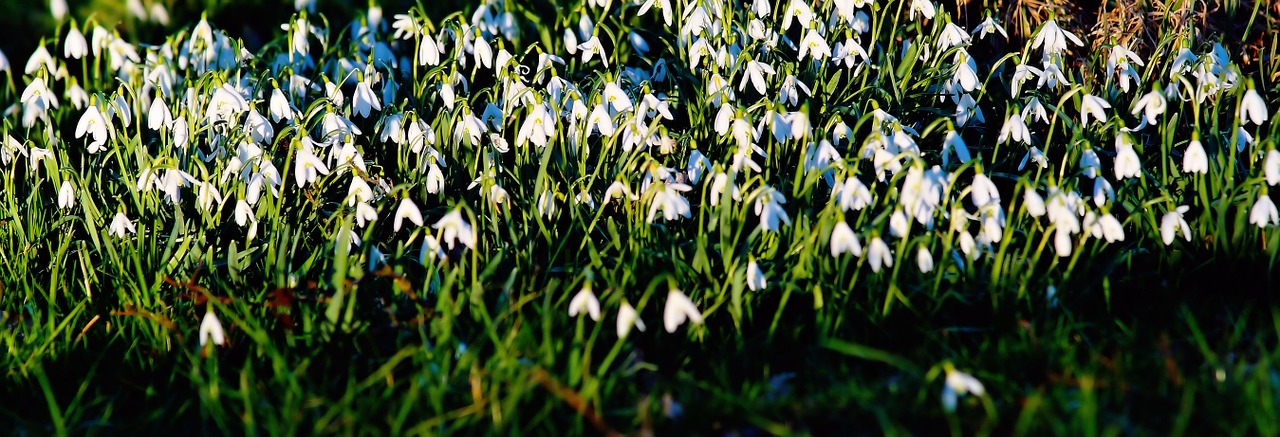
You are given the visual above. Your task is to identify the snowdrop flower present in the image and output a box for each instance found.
[1010,63,1042,96]
[1265,149,1280,186]
[1182,138,1208,174]
[829,222,861,258]
[234,199,257,228]
[866,237,892,273]
[1241,88,1269,126]
[1080,94,1111,127]
[941,366,985,412]
[64,25,88,59]
[617,302,646,338]
[753,186,792,232]
[0,48,7,73]
[740,60,776,95]
[517,104,556,147]
[25,46,56,75]
[109,212,136,238]
[648,183,693,222]
[58,180,75,209]
[433,209,477,250]
[998,110,1031,145]
[799,29,831,62]
[663,288,704,333]
[1024,187,1046,217]
[352,74,382,118]
[148,96,172,131]
[1031,19,1083,58]
[783,0,814,30]
[293,141,329,188]
[917,247,934,273]
[746,260,766,291]
[76,104,111,153]
[889,209,910,238]
[568,284,601,322]
[577,36,607,67]
[393,198,423,232]
[972,16,1007,40]
[1089,213,1126,242]
[1130,89,1166,126]
[937,22,971,51]
[200,309,227,348]
[637,0,673,26]
[197,182,223,213]
[1113,134,1142,180]
[909,0,936,21]
[1251,195,1279,228]
[1160,205,1192,245]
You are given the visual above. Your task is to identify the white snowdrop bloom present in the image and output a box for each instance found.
[353,201,378,228]
[1160,205,1192,246]
[1130,89,1166,126]
[709,172,742,206]
[352,75,382,118]
[942,131,971,166]
[75,104,111,153]
[267,87,295,123]
[1114,134,1142,180]
[57,180,75,210]
[866,237,893,273]
[889,209,910,238]
[433,209,477,250]
[1011,63,1042,96]
[616,302,646,339]
[1093,177,1114,207]
[293,141,329,188]
[1090,213,1126,242]
[779,75,812,107]
[234,199,257,228]
[50,0,68,21]
[1182,139,1208,174]
[148,96,173,131]
[937,22,971,51]
[753,186,792,232]
[1031,19,1083,58]
[109,211,136,238]
[970,173,1000,208]
[832,38,870,72]
[957,231,977,260]
[830,222,862,257]
[64,26,88,59]
[799,29,832,62]
[941,367,986,412]
[740,60,776,95]
[1265,149,1280,186]
[577,36,607,67]
[1080,148,1102,179]
[25,45,56,75]
[1037,60,1070,89]
[1080,94,1111,127]
[909,0,936,21]
[0,47,8,73]
[206,84,249,126]
[783,0,814,30]
[1251,195,1280,228]
[393,198,424,232]
[197,182,223,213]
[998,110,1031,145]
[603,181,639,206]
[972,16,1007,40]
[638,0,673,26]
[685,150,712,185]
[1241,89,1269,126]
[536,189,558,218]
[1024,187,1046,217]
[916,247,934,273]
[568,284,601,322]
[1021,97,1050,125]
[517,103,556,147]
[200,310,227,348]
[648,183,693,223]
[663,288,703,333]
[746,260,766,291]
